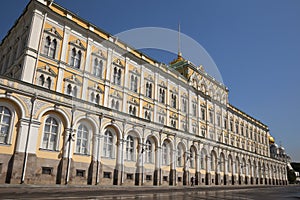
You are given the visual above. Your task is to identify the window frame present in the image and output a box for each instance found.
[102,129,115,158]
[125,135,135,161]
[69,47,82,69]
[145,139,153,163]
[0,104,14,145]
[42,35,58,59]
[92,58,103,78]
[75,123,90,155]
[41,115,61,151]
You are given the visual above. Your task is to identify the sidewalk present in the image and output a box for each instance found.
[0,183,289,194]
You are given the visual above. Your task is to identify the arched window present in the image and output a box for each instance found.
[159,88,164,103]
[190,148,196,169]
[220,154,225,172]
[162,142,170,165]
[103,130,113,158]
[134,77,138,92]
[115,101,119,110]
[70,48,81,69]
[44,36,57,59]
[117,69,122,85]
[146,82,152,98]
[67,84,72,95]
[70,48,76,67]
[145,139,152,163]
[182,98,187,113]
[76,124,89,154]
[93,58,103,78]
[126,135,134,161]
[46,77,51,89]
[95,94,100,104]
[130,75,135,91]
[42,117,59,150]
[90,92,95,102]
[113,67,118,84]
[39,75,45,86]
[177,144,184,167]
[129,105,136,116]
[130,75,138,92]
[73,86,77,97]
[75,51,81,68]
[43,36,51,55]
[192,103,197,117]
[145,111,151,120]
[0,106,12,144]
[171,94,176,108]
[49,39,57,59]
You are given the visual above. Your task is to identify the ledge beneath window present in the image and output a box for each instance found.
[39,148,60,152]
[73,153,91,157]
[0,143,11,147]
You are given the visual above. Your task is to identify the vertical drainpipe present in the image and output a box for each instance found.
[65,105,76,184]
[96,113,103,185]
[21,93,37,184]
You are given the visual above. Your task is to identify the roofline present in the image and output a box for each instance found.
[228,104,269,130]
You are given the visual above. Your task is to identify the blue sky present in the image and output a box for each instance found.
[1,0,299,162]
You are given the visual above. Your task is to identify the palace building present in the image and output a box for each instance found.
[0,0,288,186]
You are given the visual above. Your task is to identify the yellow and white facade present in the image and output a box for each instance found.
[0,0,287,186]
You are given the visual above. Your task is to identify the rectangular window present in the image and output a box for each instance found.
[163,176,168,181]
[178,177,182,182]
[42,167,53,175]
[103,172,112,178]
[76,169,85,177]
[146,175,152,181]
[202,178,205,183]
[127,173,133,180]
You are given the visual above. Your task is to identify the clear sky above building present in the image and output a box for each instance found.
[1,0,299,161]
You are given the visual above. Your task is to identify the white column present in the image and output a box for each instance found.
[81,74,88,100]
[153,72,158,123]
[60,26,71,63]
[103,49,113,107]
[139,66,145,118]
[21,10,44,83]
[122,58,129,113]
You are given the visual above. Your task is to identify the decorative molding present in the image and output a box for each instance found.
[37,65,57,77]
[69,39,86,50]
[44,27,63,40]
[64,75,82,85]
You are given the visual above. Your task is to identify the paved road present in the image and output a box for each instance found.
[0,185,299,199]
